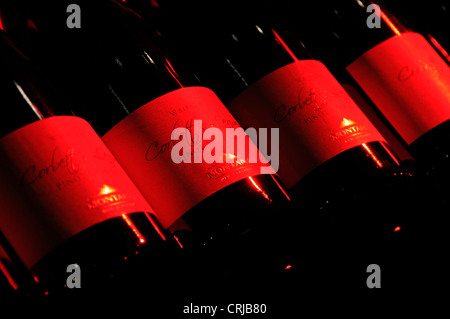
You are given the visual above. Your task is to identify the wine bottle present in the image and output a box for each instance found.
[0,156,43,296]
[127,0,434,289]
[282,0,450,210]
[1,0,297,295]
[136,0,417,162]
[0,241,20,295]
[0,30,181,295]
[0,254,15,296]
[279,2,450,288]
[0,269,13,296]
[381,0,450,65]
[274,0,450,288]
[0,228,43,296]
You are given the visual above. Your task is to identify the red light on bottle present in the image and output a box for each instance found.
[361,143,384,168]
[163,57,184,87]
[394,226,401,232]
[248,176,271,202]
[121,214,146,244]
[378,8,402,36]
[0,260,19,290]
[172,235,184,249]
[272,29,299,62]
[427,33,450,64]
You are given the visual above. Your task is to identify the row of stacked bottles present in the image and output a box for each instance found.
[0,0,448,304]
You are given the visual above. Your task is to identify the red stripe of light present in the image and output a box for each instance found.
[427,34,450,64]
[362,143,384,168]
[248,176,271,202]
[122,214,146,244]
[0,261,19,291]
[270,175,291,201]
[272,29,299,62]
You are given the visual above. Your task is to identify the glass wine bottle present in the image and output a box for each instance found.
[0,0,298,296]
[0,30,181,295]
[125,0,435,290]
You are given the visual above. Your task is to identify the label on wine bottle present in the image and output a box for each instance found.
[102,87,273,229]
[0,116,154,268]
[347,32,450,144]
[341,83,414,161]
[227,60,386,189]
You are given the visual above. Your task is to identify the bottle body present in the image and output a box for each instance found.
[0,30,182,295]
[276,1,450,146]
[279,0,450,253]
[383,0,450,65]
[1,0,438,293]
[0,0,297,295]
[123,0,427,289]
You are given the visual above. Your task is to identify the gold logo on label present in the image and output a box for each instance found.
[341,118,355,127]
[87,184,134,211]
[331,118,368,142]
[206,157,249,181]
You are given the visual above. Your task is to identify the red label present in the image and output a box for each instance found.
[341,84,414,161]
[227,60,386,189]
[102,87,272,229]
[0,116,154,268]
[347,32,450,144]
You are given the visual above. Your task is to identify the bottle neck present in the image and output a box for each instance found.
[137,0,313,104]
[383,0,450,64]
[280,0,410,67]
[2,0,201,135]
[0,31,63,137]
